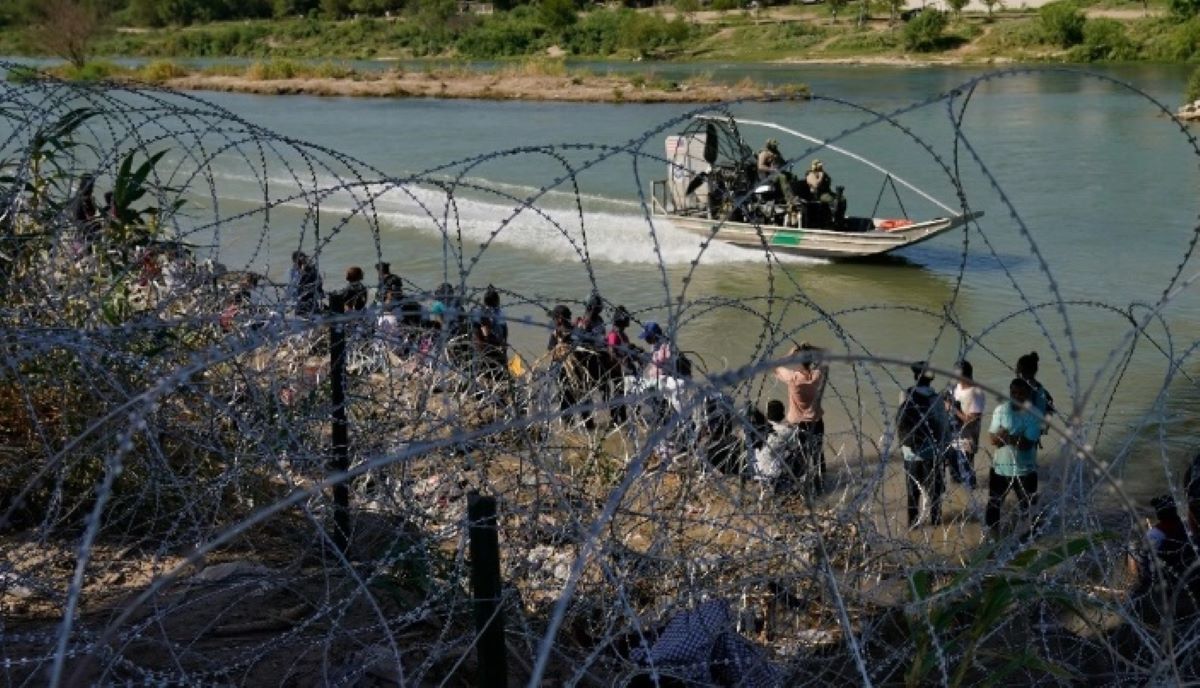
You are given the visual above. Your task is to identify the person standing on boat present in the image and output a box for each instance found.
[773,342,829,493]
[757,138,797,207]
[898,361,949,527]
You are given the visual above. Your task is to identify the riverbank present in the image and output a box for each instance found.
[1,2,1195,68]
[21,59,803,103]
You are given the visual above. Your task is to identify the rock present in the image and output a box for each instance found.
[0,572,37,599]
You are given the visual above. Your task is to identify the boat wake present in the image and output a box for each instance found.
[205,168,823,266]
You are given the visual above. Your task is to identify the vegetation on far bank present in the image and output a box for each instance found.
[11,57,806,103]
[8,0,1200,65]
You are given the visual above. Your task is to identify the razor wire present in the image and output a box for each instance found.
[0,64,1198,687]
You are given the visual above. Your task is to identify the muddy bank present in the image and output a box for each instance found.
[161,71,805,103]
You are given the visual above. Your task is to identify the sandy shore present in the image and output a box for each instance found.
[161,71,803,103]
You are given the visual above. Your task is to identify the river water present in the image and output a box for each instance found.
[13,60,1200,502]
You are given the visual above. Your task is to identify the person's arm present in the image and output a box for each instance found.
[989,407,1009,448]
[1015,413,1041,451]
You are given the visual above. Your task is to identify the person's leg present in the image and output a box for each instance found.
[985,469,1011,531]
[814,419,826,491]
[905,460,923,527]
[1016,472,1040,535]
[930,454,946,525]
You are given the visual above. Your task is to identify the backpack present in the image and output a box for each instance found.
[898,387,939,452]
[674,352,693,378]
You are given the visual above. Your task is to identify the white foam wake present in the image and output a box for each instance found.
[204,168,820,266]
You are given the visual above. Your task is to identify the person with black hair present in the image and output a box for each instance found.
[576,293,606,348]
[948,359,985,489]
[898,361,949,527]
[985,377,1043,536]
[548,304,595,431]
[374,262,404,308]
[476,285,508,347]
[773,342,829,492]
[1016,351,1056,418]
[341,266,368,312]
[605,306,641,426]
[289,251,323,316]
[1130,494,1200,611]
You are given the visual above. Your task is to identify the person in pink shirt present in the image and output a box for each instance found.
[773,342,829,492]
[640,321,672,383]
[605,306,641,426]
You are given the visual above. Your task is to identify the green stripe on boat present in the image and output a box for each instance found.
[771,232,802,247]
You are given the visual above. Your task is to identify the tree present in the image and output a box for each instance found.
[827,0,847,23]
[33,0,101,69]
[886,0,904,24]
[903,8,947,50]
[1038,0,1084,47]
[981,0,1002,18]
[945,0,968,20]
[540,0,578,31]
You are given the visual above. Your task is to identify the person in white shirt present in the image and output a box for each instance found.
[949,359,985,489]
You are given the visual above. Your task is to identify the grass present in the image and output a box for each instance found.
[6,3,1200,69]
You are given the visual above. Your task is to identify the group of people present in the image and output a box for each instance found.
[755,139,846,229]
[271,255,1200,592]
[891,351,1055,535]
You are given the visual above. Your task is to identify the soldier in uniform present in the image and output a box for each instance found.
[756,138,797,207]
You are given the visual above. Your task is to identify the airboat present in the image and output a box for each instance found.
[650,116,981,260]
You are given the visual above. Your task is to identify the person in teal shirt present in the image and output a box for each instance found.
[985,378,1043,534]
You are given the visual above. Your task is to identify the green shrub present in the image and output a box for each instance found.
[1039,1,1085,47]
[456,8,548,58]
[1171,0,1200,21]
[1186,64,1200,103]
[1139,16,1200,60]
[245,58,302,79]
[139,59,189,82]
[903,10,948,51]
[1072,17,1135,60]
[565,9,697,57]
[710,0,742,10]
[974,17,1047,52]
[62,60,120,82]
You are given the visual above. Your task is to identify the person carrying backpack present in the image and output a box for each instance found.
[898,361,949,528]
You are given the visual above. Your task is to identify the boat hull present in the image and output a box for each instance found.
[657,212,980,259]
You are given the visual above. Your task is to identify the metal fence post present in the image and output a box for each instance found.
[328,291,350,554]
[468,491,507,687]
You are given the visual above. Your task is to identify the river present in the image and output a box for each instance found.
[11,60,1200,505]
